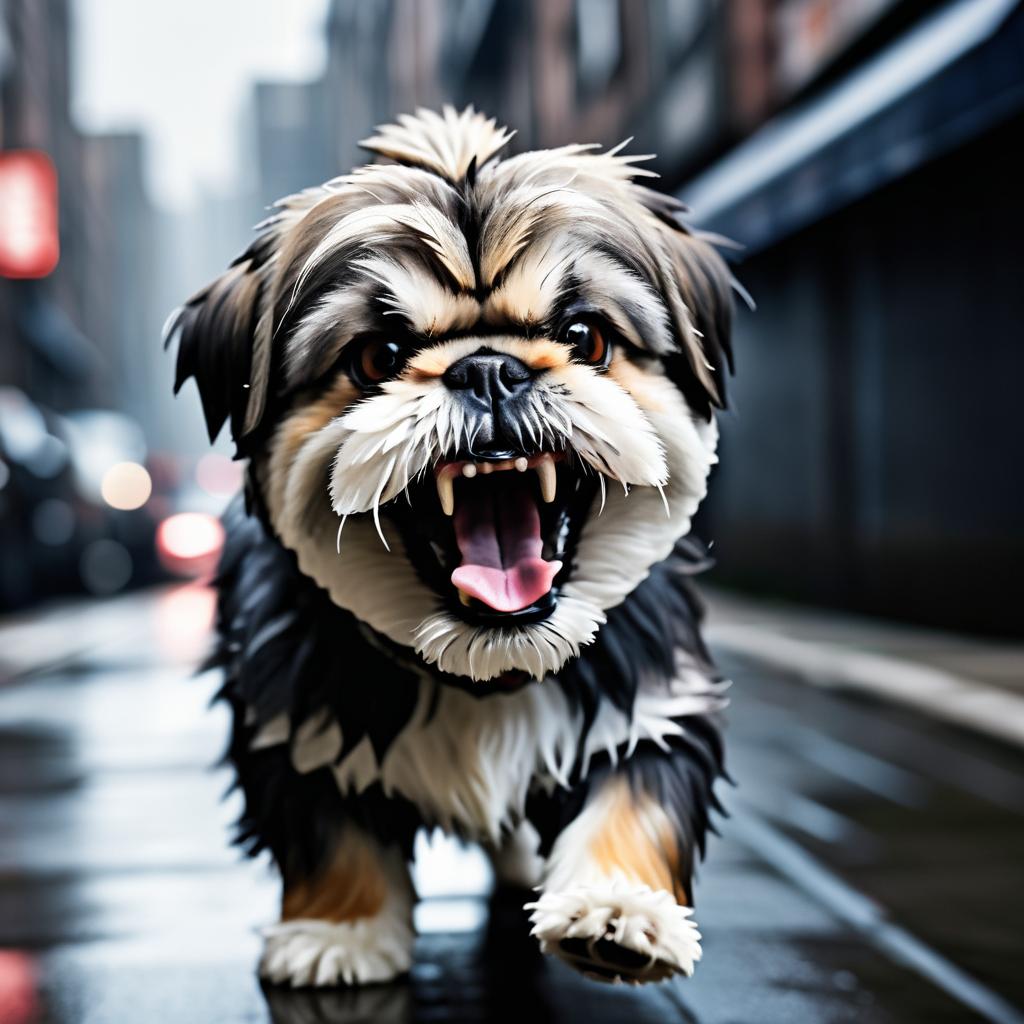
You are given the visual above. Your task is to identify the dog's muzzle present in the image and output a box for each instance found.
[443,349,534,458]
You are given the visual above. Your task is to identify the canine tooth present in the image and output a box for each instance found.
[536,454,557,503]
[436,472,454,515]
[462,464,477,478]
[515,457,528,472]
[458,588,472,607]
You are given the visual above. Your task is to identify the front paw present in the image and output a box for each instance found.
[526,883,701,984]
[259,914,413,988]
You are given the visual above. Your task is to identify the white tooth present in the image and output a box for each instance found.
[458,588,472,607]
[462,463,477,478]
[536,455,556,503]
[514,457,528,472]
[436,472,454,516]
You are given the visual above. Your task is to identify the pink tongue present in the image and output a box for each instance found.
[451,482,561,612]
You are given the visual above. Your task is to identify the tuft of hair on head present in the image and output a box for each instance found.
[360,105,515,184]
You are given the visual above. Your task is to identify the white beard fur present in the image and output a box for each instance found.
[262,366,718,683]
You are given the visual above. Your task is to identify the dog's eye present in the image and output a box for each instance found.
[562,318,610,368]
[352,337,406,386]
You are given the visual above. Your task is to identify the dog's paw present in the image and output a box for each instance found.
[525,882,701,984]
[259,913,413,988]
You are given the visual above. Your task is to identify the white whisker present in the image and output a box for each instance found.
[656,482,670,517]
[371,460,395,552]
[597,473,606,515]
[373,500,390,551]
[335,514,348,555]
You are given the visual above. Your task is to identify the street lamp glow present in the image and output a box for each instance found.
[156,512,224,563]
[100,461,152,511]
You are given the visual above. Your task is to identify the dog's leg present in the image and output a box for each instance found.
[526,765,703,984]
[489,820,545,890]
[260,825,415,988]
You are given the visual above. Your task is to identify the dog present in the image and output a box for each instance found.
[168,107,736,988]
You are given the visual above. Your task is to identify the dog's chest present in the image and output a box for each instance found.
[281,681,581,843]
[251,666,722,844]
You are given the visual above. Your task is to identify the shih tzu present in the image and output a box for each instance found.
[168,107,737,988]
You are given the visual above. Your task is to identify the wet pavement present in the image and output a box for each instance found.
[1,585,1022,1024]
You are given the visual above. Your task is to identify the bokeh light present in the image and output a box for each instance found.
[100,461,152,511]
[156,512,225,578]
[0,950,39,1024]
[195,453,244,496]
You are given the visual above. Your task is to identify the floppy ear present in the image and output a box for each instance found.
[166,254,271,449]
[640,190,739,419]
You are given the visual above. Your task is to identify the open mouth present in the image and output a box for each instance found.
[386,451,600,626]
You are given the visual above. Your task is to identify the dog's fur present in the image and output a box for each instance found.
[169,107,736,987]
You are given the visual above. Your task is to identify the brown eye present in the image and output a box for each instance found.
[353,337,405,386]
[563,318,610,367]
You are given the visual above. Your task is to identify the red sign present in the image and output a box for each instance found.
[0,151,59,279]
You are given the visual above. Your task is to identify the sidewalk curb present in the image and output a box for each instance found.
[706,621,1024,749]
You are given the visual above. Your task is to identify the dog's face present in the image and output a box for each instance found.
[171,108,733,683]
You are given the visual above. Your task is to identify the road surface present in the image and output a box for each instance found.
[1,585,1022,1023]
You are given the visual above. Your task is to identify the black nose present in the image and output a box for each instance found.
[443,350,532,408]
[442,350,534,456]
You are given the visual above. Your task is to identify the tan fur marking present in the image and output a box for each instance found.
[406,336,571,380]
[275,377,359,466]
[588,778,688,905]
[606,353,667,413]
[406,346,453,380]
[483,277,560,328]
[520,338,571,371]
[281,828,389,924]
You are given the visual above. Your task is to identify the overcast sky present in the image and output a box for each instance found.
[70,0,329,210]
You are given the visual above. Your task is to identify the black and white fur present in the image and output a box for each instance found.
[169,107,737,987]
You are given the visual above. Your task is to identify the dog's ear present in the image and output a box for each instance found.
[640,191,738,419]
[166,254,272,449]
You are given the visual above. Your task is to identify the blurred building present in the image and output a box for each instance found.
[0,0,104,410]
[0,0,168,608]
[80,132,164,431]
[253,80,334,207]
[0,0,164,416]
[310,0,938,189]
[683,0,1024,636]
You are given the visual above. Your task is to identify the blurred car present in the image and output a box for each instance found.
[0,387,171,609]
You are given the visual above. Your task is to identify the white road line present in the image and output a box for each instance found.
[707,622,1024,748]
[731,809,1024,1024]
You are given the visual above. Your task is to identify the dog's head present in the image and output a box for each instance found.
[170,108,735,683]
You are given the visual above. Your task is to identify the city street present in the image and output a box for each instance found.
[1,586,1022,1024]
[2,2,1023,1022]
